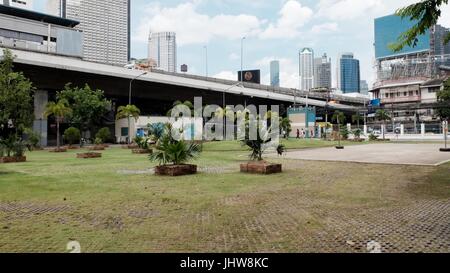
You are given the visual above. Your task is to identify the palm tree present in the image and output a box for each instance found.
[116,105,141,144]
[376,109,391,141]
[280,117,292,139]
[44,99,72,150]
[352,112,363,129]
[332,111,346,148]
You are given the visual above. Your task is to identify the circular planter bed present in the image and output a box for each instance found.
[440,148,450,152]
[155,164,197,176]
[67,145,79,150]
[89,145,105,151]
[0,156,26,164]
[77,152,102,159]
[49,148,67,153]
[240,161,282,175]
[336,146,345,150]
[132,149,153,154]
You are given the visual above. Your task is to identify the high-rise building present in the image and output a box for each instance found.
[1,0,33,10]
[360,80,369,95]
[299,48,314,91]
[314,53,332,89]
[337,53,360,93]
[148,32,177,73]
[46,0,130,66]
[270,60,280,87]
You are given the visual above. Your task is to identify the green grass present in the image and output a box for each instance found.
[0,141,448,252]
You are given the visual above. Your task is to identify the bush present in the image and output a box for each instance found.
[340,126,350,140]
[96,127,111,143]
[64,127,81,145]
[0,136,28,157]
[148,123,165,141]
[94,137,103,145]
[24,128,41,149]
[352,128,362,140]
[369,133,379,141]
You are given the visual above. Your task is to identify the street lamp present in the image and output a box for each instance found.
[240,37,246,84]
[223,82,244,138]
[129,71,148,105]
[204,45,208,78]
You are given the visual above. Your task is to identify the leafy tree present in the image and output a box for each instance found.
[57,84,111,137]
[280,117,292,139]
[376,109,391,140]
[44,99,72,150]
[391,0,449,52]
[116,104,140,144]
[0,49,34,139]
[95,127,111,144]
[64,127,81,146]
[437,78,450,121]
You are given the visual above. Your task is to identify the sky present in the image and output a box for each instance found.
[32,0,450,89]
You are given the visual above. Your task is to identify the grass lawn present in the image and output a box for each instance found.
[0,140,449,253]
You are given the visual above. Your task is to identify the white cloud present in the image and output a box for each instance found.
[229,53,240,61]
[311,23,339,34]
[439,4,450,27]
[316,0,419,21]
[132,2,262,46]
[213,71,237,81]
[259,0,313,39]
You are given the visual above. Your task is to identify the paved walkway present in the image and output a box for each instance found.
[280,143,450,166]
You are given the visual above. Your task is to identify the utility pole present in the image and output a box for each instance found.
[240,37,246,84]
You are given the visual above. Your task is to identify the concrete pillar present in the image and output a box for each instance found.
[400,124,405,135]
[421,123,425,137]
[347,123,352,133]
[364,125,368,136]
[33,90,48,147]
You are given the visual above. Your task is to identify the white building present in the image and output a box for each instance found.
[46,0,130,66]
[299,48,314,91]
[2,0,33,9]
[148,32,177,73]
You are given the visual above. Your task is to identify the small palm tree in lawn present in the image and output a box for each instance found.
[44,99,72,150]
[332,111,346,149]
[352,112,363,129]
[116,105,140,144]
[376,109,391,141]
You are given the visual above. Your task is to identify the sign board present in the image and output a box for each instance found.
[238,70,261,84]
[181,64,188,73]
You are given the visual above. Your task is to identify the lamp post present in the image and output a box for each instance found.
[127,71,147,144]
[223,82,244,139]
[240,37,246,84]
[204,45,208,78]
[129,71,148,105]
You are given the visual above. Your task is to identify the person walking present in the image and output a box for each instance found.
[296,129,300,139]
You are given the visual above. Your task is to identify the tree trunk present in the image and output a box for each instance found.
[127,116,131,144]
[383,121,386,140]
[56,119,60,150]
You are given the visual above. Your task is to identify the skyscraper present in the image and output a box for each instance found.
[360,80,369,95]
[299,48,314,91]
[314,53,332,89]
[2,0,33,10]
[337,53,360,93]
[46,0,130,66]
[270,60,280,87]
[148,32,177,73]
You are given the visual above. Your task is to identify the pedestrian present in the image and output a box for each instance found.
[296,129,300,139]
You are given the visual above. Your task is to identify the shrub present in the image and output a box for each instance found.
[94,137,103,145]
[24,128,41,149]
[149,124,201,165]
[148,123,165,141]
[0,136,28,157]
[96,127,111,143]
[340,126,350,140]
[64,127,81,145]
[353,128,362,140]
[369,133,379,141]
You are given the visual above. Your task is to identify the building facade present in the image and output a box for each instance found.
[337,53,360,93]
[314,53,332,89]
[46,0,130,66]
[148,32,177,73]
[270,60,280,87]
[299,48,314,91]
[360,80,369,95]
[1,0,33,10]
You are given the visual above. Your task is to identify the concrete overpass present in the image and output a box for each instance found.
[3,49,366,110]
